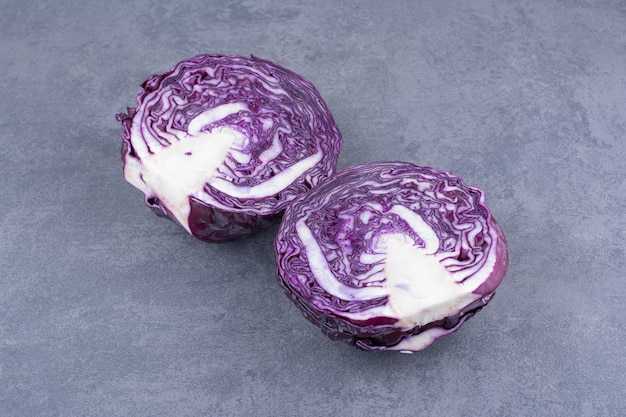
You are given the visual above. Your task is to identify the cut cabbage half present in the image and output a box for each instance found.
[117,54,342,242]
[275,162,508,351]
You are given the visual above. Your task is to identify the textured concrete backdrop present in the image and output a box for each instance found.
[1,1,625,416]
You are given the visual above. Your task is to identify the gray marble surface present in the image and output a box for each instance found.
[1,1,624,416]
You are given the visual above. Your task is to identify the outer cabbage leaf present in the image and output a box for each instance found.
[275,161,508,351]
[117,54,342,242]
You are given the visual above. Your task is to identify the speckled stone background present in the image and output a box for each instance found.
[1,1,624,416]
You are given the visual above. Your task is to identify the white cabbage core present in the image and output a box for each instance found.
[139,126,242,231]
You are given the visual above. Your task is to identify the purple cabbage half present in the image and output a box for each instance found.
[275,162,508,352]
[117,54,342,242]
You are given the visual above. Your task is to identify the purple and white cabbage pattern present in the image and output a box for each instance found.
[275,162,508,351]
[117,54,342,242]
